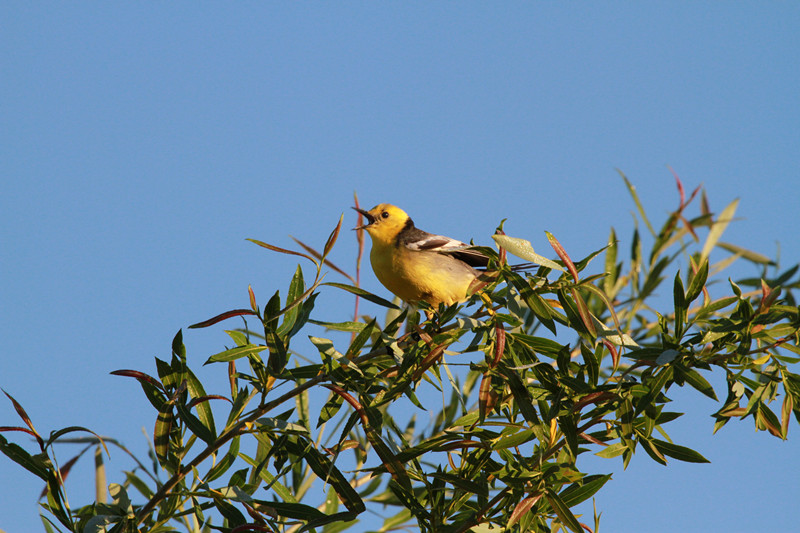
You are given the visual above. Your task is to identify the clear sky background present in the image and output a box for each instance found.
[2,4,799,532]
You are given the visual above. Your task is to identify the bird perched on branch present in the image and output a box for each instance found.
[353,203,495,308]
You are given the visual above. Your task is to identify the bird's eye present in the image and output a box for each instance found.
[381,211,390,219]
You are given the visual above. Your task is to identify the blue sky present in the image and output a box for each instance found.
[2,4,799,532]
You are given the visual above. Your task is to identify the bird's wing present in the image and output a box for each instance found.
[401,228,490,268]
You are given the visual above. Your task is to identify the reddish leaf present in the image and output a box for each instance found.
[781,394,793,439]
[0,426,40,438]
[573,391,617,412]
[248,285,257,312]
[508,493,543,527]
[247,238,317,265]
[2,390,42,448]
[495,227,507,264]
[601,339,619,371]
[669,165,686,208]
[493,324,506,367]
[189,309,258,329]
[571,288,597,337]
[679,212,700,242]
[323,215,343,258]
[546,232,579,282]
[759,279,781,314]
[478,374,497,420]
[187,395,232,409]
[110,370,164,391]
[412,344,446,381]
[291,236,355,283]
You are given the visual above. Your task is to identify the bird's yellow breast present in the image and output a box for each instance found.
[370,242,477,307]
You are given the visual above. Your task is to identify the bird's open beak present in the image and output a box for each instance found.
[352,207,374,230]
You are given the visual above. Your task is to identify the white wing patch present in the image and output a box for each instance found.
[402,231,490,268]
[404,234,470,252]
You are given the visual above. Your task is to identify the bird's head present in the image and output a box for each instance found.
[352,203,412,245]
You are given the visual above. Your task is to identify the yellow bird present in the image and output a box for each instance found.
[353,204,492,307]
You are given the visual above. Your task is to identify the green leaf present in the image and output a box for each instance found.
[258,501,327,520]
[604,227,619,294]
[656,349,679,366]
[266,328,289,373]
[491,428,535,450]
[289,293,318,339]
[428,471,489,498]
[154,406,173,468]
[185,368,216,441]
[346,318,376,359]
[322,282,400,309]
[685,259,709,304]
[717,241,774,265]
[264,289,282,326]
[279,265,306,337]
[619,169,655,237]
[0,435,50,481]
[205,436,240,483]
[505,272,557,334]
[640,256,670,301]
[510,333,565,359]
[700,198,739,263]
[213,495,246,526]
[171,329,186,362]
[497,366,544,438]
[155,357,179,389]
[318,393,344,427]
[546,490,583,533]
[755,402,783,437]
[282,437,366,514]
[309,320,368,332]
[559,474,612,507]
[674,270,687,332]
[310,336,362,375]
[651,439,710,463]
[205,344,267,364]
[225,329,248,347]
[240,453,297,503]
[677,365,717,401]
[639,436,667,465]
[492,234,565,271]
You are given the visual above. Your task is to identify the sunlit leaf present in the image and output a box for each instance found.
[492,234,565,271]
[651,439,710,463]
[205,344,268,364]
[700,198,739,263]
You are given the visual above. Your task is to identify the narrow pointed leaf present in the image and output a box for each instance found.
[322,214,344,259]
[508,494,543,527]
[546,491,583,533]
[189,309,258,329]
[651,439,710,463]
[205,344,268,364]
[700,198,739,262]
[323,282,400,309]
[686,259,709,304]
[678,366,717,401]
[619,169,656,237]
[546,231,579,281]
[559,474,612,507]
[492,234,565,271]
[247,238,318,266]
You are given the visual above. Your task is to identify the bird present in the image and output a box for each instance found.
[353,203,493,308]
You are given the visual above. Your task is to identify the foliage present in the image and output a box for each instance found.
[3,175,800,533]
